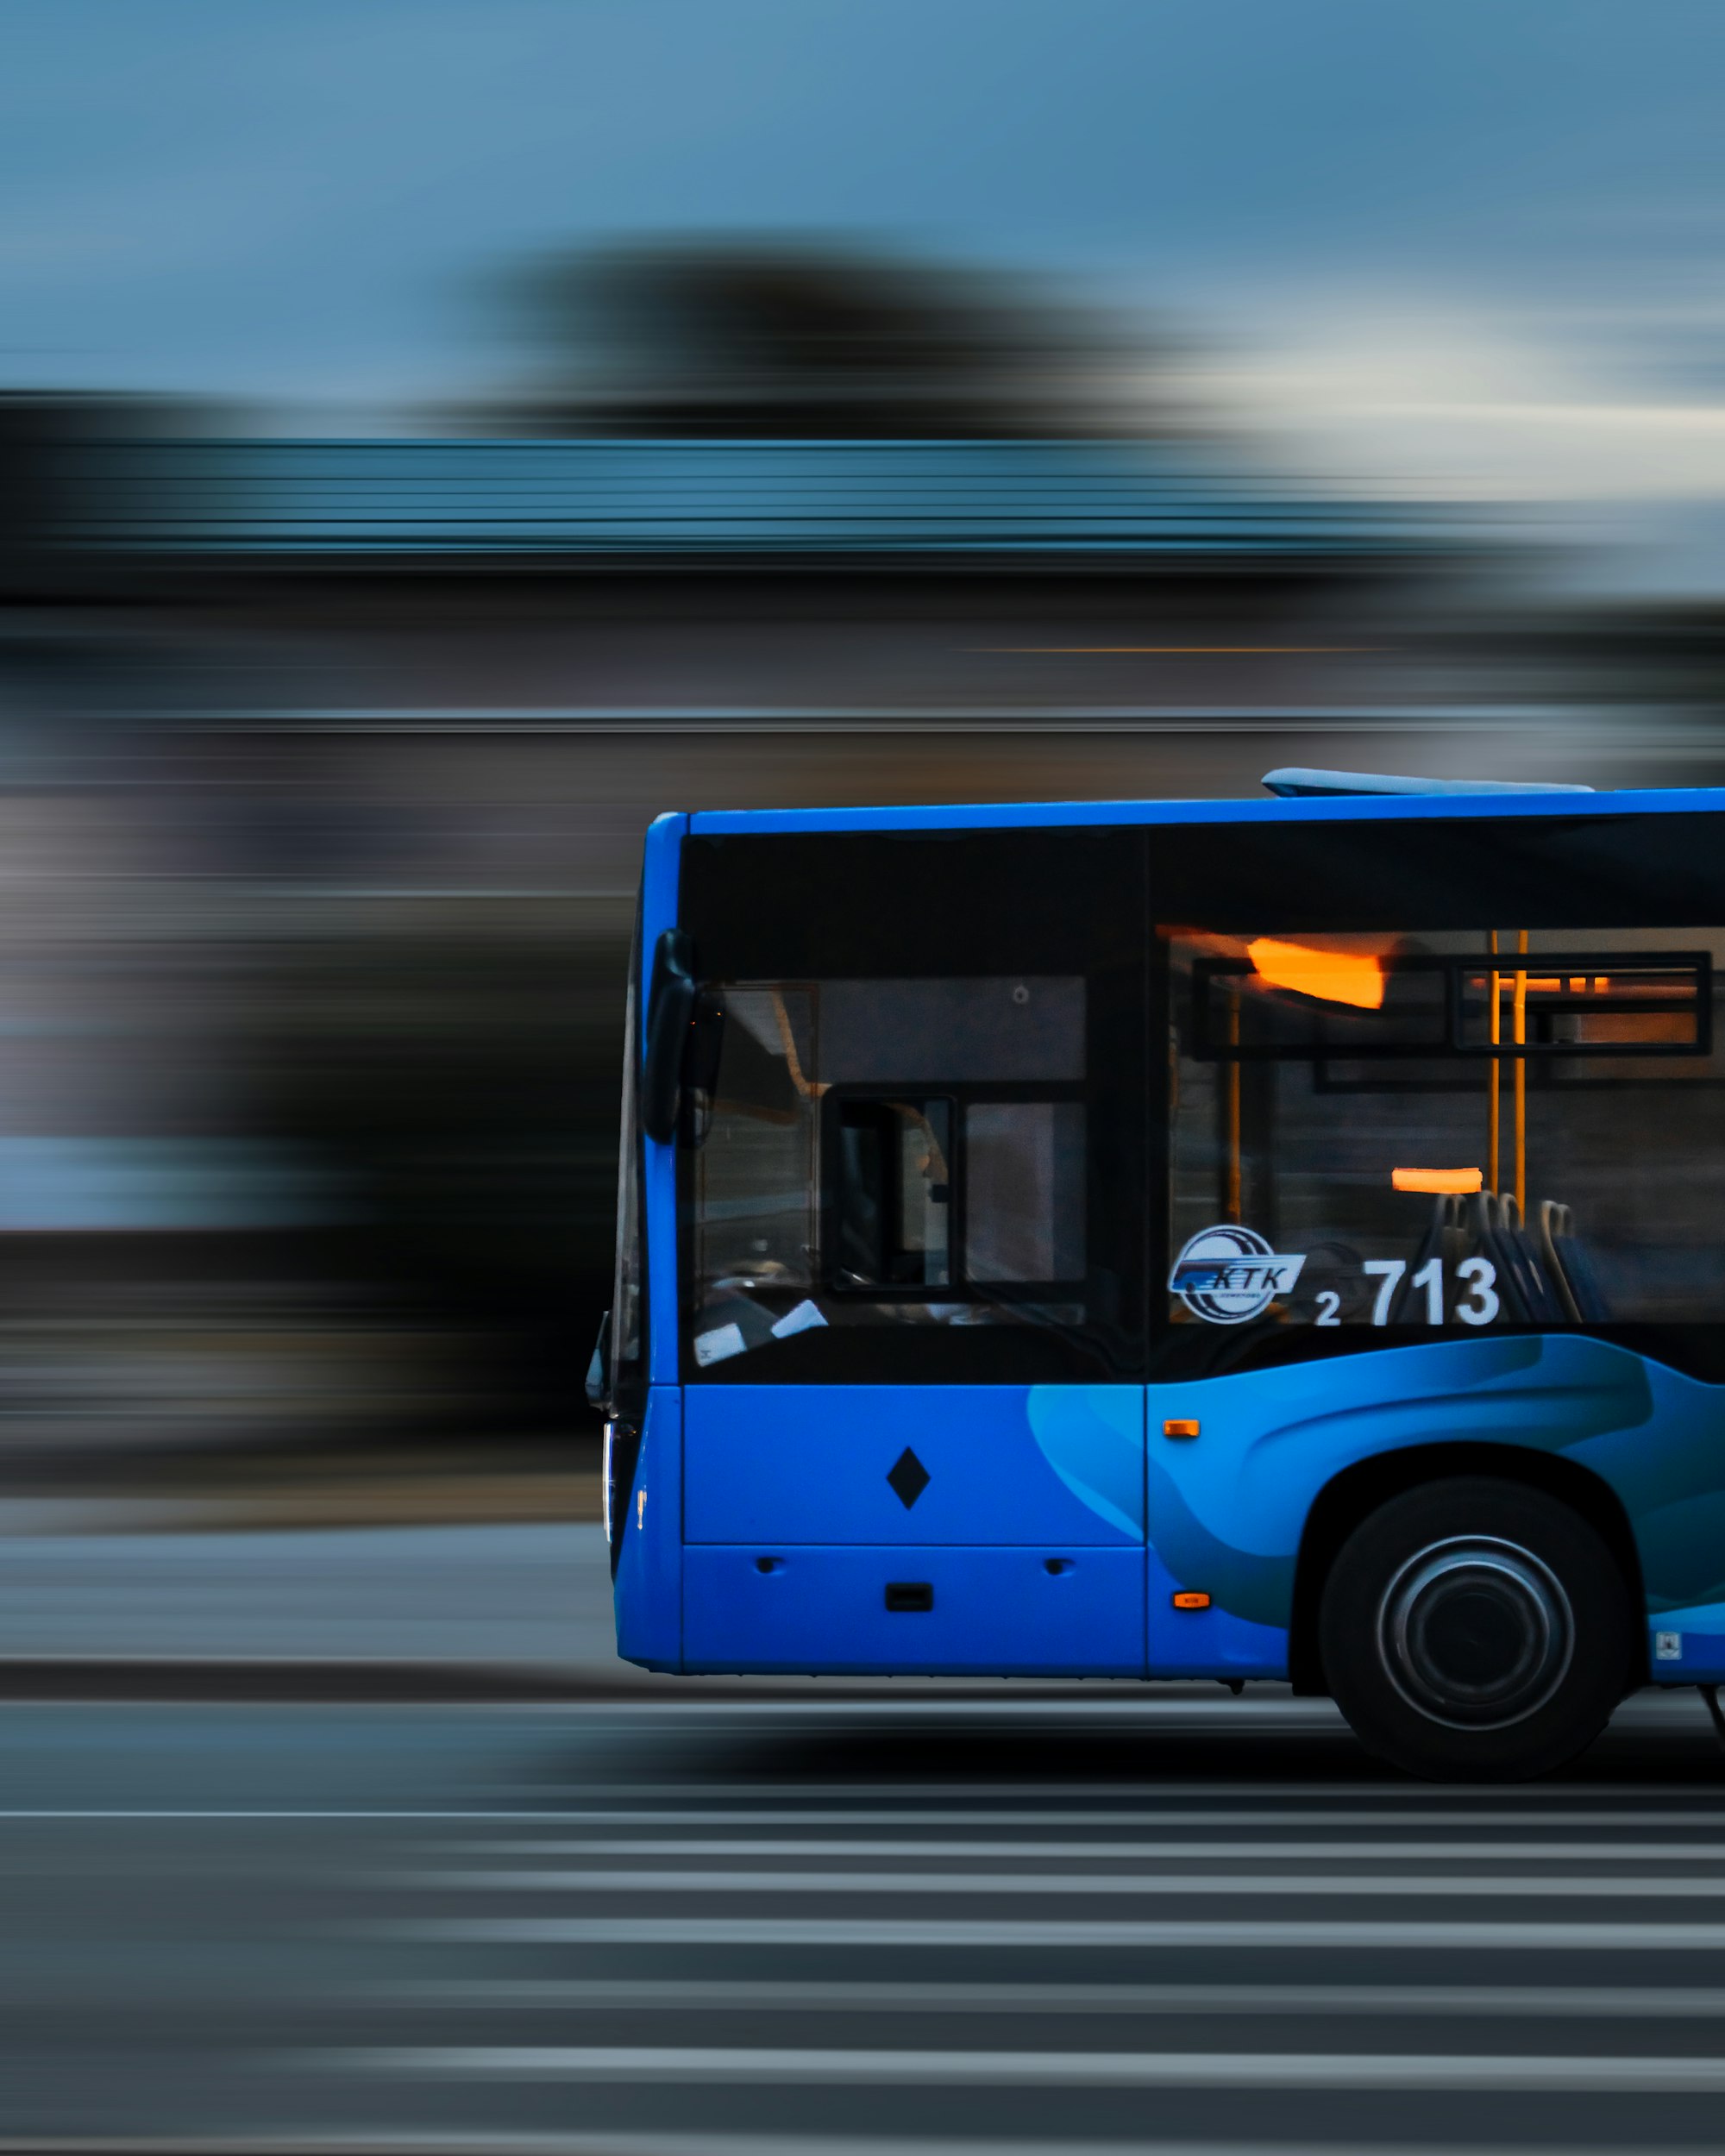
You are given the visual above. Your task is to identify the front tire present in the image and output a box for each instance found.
[1319,1476,1634,1781]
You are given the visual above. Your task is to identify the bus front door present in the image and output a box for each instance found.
[681,1380,1145,1676]
[674,827,1149,1677]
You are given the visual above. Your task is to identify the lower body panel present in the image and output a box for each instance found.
[682,1545,1145,1676]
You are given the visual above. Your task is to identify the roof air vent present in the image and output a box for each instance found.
[1261,768,1593,799]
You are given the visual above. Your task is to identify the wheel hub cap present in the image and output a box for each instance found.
[1377,1536,1573,1729]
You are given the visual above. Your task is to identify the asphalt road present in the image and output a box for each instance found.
[6,1687,1725,2152]
[0,1520,616,1683]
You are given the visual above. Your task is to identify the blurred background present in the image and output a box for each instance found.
[10,7,1725,2149]
[8,0,1725,1557]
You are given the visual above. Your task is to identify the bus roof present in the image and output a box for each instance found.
[687,783,1725,838]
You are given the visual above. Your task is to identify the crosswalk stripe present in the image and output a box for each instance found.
[379,1976,1725,2016]
[414,1866,1725,1899]
[456,1836,1725,1863]
[382,1914,1725,1949]
[340,2045,1725,2091]
[436,1806,1725,1829]
[3,1805,1722,1834]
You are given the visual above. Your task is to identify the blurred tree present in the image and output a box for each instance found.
[474,239,1170,438]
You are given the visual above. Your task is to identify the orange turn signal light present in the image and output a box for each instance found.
[1163,1418,1201,1439]
[1171,1590,1211,1611]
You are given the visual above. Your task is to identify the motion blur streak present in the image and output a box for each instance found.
[5,0,1725,2144]
[5,1684,1725,2146]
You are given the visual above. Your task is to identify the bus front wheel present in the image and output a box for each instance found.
[1318,1476,1634,1782]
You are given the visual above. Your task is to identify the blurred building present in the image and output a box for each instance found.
[1,325,1693,1481]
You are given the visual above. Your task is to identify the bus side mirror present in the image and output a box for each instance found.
[643,928,697,1141]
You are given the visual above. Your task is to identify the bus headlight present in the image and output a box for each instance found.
[602,1420,618,1544]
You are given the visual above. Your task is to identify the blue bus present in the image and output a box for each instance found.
[589,768,1725,1779]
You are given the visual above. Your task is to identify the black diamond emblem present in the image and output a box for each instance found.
[886,1446,931,1509]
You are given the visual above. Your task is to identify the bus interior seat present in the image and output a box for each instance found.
[1389,1194,1470,1321]
[1557,1232,1613,1326]
[1537,1198,1612,1324]
[1535,1200,1582,1324]
[1471,1191,1569,1324]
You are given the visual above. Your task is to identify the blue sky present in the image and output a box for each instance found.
[4,0,1724,495]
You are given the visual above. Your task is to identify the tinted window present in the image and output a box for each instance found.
[1150,812,1725,1376]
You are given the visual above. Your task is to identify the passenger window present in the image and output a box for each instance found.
[688,975,1094,1374]
[1166,925,1725,1337]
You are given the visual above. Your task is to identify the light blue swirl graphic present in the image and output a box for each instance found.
[1027,1385,1145,1538]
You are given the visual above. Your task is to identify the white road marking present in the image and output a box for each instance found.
[457,1835,1725,1864]
[455,1804,1725,1827]
[381,1914,1725,1949]
[380,1975,1725,2017]
[1,1802,1719,1826]
[339,2044,1725,2091]
[415,1865,1725,1899]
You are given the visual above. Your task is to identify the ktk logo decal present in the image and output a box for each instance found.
[1169,1224,1307,1326]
